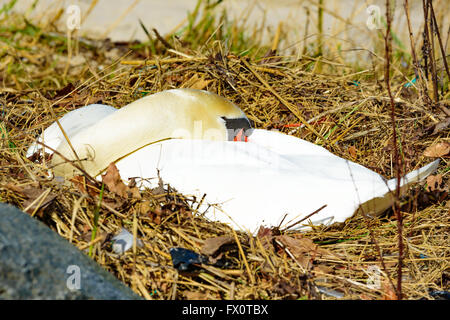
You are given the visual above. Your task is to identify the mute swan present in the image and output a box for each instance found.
[26,104,117,158]
[27,89,439,233]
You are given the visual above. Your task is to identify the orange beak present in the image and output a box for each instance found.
[233,129,248,142]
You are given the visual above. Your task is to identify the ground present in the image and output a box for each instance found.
[0,0,448,300]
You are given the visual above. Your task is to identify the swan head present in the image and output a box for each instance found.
[161,88,253,141]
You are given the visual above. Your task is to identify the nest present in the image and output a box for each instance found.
[0,6,449,300]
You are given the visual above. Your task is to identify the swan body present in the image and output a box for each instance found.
[114,129,438,232]
[26,104,117,158]
[28,89,440,233]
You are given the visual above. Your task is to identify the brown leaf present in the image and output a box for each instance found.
[257,226,275,251]
[22,187,56,216]
[190,78,212,90]
[71,175,100,197]
[276,234,338,269]
[201,235,234,255]
[348,146,357,159]
[275,235,316,268]
[257,226,273,239]
[129,186,142,200]
[426,174,444,192]
[102,163,128,197]
[431,117,450,135]
[382,280,398,300]
[4,183,25,194]
[101,163,130,198]
[183,291,208,300]
[424,142,450,157]
[184,74,212,90]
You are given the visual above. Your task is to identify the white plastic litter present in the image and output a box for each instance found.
[111,228,143,254]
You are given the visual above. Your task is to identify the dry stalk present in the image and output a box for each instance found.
[385,0,403,300]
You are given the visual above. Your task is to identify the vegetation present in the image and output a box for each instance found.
[0,0,448,299]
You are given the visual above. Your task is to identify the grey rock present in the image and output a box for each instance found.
[0,203,142,300]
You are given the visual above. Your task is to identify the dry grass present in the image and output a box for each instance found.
[0,1,449,300]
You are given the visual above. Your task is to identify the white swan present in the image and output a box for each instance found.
[26,103,117,158]
[27,89,439,233]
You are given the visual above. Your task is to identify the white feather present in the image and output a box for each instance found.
[26,104,116,158]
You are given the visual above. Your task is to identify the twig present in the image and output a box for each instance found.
[428,0,450,80]
[384,0,403,300]
[231,228,255,285]
[404,0,427,102]
[282,204,327,231]
[317,0,323,57]
[35,140,99,186]
[240,58,326,144]
[423,0,438,103]
[69,194,86,243]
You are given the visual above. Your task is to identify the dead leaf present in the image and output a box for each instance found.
[4,183,25,194]
[129,186,142,200]
[256,226,275,251]
[201,235,234,255]
[424,142,450,157]
[183,291,208,300]
[275,235,315,268]
[275,234,338,269]
[184,74,212,90]
[348,146,357,159]
[257,226,273,239]
[71,175,100,197]
[382,280,398,300]
[102,163,128,197]
[426,174,444,192]
[101,163,141,199]
[21,187,56,216]
[190,78,212,90]
[431,117,450,135]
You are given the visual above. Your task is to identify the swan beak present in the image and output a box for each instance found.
[233,129,249,142]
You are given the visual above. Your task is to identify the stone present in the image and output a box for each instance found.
[0,203,142,300]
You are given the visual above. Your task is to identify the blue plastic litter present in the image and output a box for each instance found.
[169,247,208,272]
[404,77,417,88]
[429,291,450,300]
